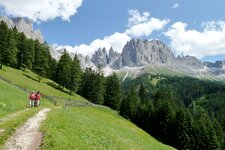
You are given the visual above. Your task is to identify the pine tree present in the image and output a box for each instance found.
[172,109,195,149]
[45,46,54,79]
[120,95,132,119]
[0,21,9,69]
[152,89,175,145]
[7,29,18,67]
[136,101,154,131]
[104,72,121,110]
[68,54,82,94]
[92,68,105,104]
[78,67,93,99]
[120,87,140,121]
[0,22,19,68]
[49,58,58,81]
[33,43,48,82]
[78,67,105,104]
[55,50,72,88]
[139,83,147,102]
[25,39,35,69]
[17,33,26,69]
[193,107,220,150]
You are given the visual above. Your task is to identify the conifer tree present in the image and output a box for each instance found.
[92,67,105,104]
[49,57,58,81]
[152,89,175,144]
[17,33,26,69]
[55,50,72,88]
[104,72,121,110]
[172,109,195,149]
[120,87,140,120]
[23,38,35,69]
[78,67,93,99]
[33,43,48,82]
[7,29,18,67]
[78,67,105,104]
[68,54,82,94]
[139,83,147,102]
[120,95,132,119]
[0,21,9,69]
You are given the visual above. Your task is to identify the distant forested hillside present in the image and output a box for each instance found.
[120,74,225,149]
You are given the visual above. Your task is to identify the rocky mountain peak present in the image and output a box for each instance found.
[0,16,44,43]
[177,55,203,68]
[113,38,176,69]
[76,54,96,70]
[204,60,225,68]
[91,47,109,68]
[108,47,120,65]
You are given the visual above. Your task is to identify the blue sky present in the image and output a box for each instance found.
[0,0,225,62]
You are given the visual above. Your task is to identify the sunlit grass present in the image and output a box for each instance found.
[40,107,175,150]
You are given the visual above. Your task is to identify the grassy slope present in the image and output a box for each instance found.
[0,66,174,150]
[41,107,174,150]
[0,66,86,103]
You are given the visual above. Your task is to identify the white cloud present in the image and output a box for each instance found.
[202,21,225,31]
[126,18,169,37]
[127,9,150,27]
[55,32,131,57]
[0,0,83,22]
[126,9,169,37]
[172,3,179,9]
[165,21,225,58]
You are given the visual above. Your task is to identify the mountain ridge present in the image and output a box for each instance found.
[52,38,225,80]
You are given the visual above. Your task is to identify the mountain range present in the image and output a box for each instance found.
[52,38,225,80]
[1,16,224,80]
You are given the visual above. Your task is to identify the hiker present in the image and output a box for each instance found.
[29,91,35,107]
[35,91,41,107]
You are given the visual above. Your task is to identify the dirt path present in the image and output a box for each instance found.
[4,108,51,150]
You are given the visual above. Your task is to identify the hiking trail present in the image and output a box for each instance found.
[4,108,51,150]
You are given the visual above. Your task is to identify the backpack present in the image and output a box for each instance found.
[30,93,35,100]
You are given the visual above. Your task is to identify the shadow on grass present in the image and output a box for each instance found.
[23,73,39,82]
[45,82,71,95]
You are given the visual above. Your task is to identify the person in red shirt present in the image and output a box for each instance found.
[29,91,35,107]
[35,91,41,107]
